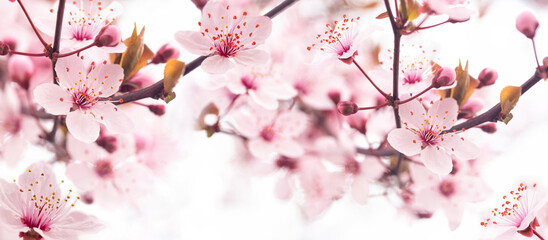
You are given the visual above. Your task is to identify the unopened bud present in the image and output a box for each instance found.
[8,55,35,89]
[148,104,166,116]
[3,37,16,51]
[478,123,497,134]
[327,89,341,104]
[96,135,118,153]
[432,67,456,88]
[191,0,208,10]
[151,43,180,64]
[120,72,155,92]
[337,101,358,116]
[516,11,539,39]
[459,99,483,119]
[94,25,122,47]
[477,68,498,88]
[0,41,9,56]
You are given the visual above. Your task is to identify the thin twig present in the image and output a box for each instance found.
[353,59,389,98]
[57,43,96,58]
[16,0,49,48]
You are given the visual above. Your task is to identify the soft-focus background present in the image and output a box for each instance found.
[3,0,548,239]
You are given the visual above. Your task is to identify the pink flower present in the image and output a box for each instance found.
[38,0,125,52]
[175,1,272,74]
[308,15,360,63]
[0,162,101,240]
[33,55,133,143]
[422,0,473,22]
[65,134,153,207]
[387,99,479,174]
[482,183,548,239]
[232,105,308,159]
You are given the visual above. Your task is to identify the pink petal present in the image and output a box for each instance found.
[66,110,100,143]
[399,100,427,129]
[92,102,134,134]
[387,128,422,156]
[66,134,107,164]
[0,207,25,230]
[495,227,518,240]
[274,111,308,138]
[438,133,479,160]
[442,202,465,230]
[275,139,304,158]
[175,31,212,56]
[43,211,102,240]
[275,174,293,200]
[33,83,72,115]
[54,55,85,89]
[248,138,276,159]
[420,145,452,175]
[233,49,269,66]
[0,179,23,216]
[201,55,234,74]
[87,64,124,97]
[2,135,26,167]
[249,89,278,109]
[428,98,458,130]
[66,162,100,191]
[448,6,472,22]
[351,175,370,205]
[238,16,272,45]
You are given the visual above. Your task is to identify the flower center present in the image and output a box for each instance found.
[275,156,298,171]
[402,69,423,84]
[72,90,97,110]
[418,127,440,146]
[241,75,257,90]
[344,159,361,175]
[3,116,22,135]
[260,127,275,142]
[95,160,113,178]
[438,180,455,197]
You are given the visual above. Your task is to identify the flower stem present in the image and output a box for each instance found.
[534,230,545,240]
[416,20,449,31]
[532,39,542,71]
[353,59,389,98]
[16,0,49,49]
[57,43,96,58]
[9,50,46,57]
[358,102,389,111]
[398,85,434,104]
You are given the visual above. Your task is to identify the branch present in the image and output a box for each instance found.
[108,0,300,105]
[447,68,545,132]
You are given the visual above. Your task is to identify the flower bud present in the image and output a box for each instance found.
[191,0,208,10]
[477,68,498,88]
[148,104,166,116]
[151,43,180,64]
[516,11,539,39]
[0,41,10,56]
[96,135,118,153]
[94,25,122,47]
[3,37,16,51]
[478,123,497,134]
[432,67,456,88]
[337,101,358,116]
[8,55,35,89]
[327,89,341,105]
[120,72,155,92]
[458,99,483,119]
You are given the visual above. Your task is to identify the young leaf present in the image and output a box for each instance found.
[450,60,470,106]
[376,12,389,19]
[500,86,522,118]
[163,59,186,94]
[119,24,154,80]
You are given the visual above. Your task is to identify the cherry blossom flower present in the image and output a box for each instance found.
[232,104,308,159]
[175,1,272,74]
[410,163,491,230]
[38,0,125,52]
[307,15,360,64]
[0,162,101,240]
[33,55,133,143]
[378,41,442,94]
[387,98,479,174]
[481,183,548,239]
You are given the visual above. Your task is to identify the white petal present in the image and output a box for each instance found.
[275,139,304,158]
[54,55,86,89]
[201,55,234,74]
[387,128,422,156]
[248,139,276,159]
[428,98,458,130]
[66,110,100,143]
[420,145,452,175]
[92,102,133,134]
[175,31,212,56]
[33,83,72,115]
[399,100,427,130]
[249,89,278,109]
[233,49,269,66]
[438,133,479,160]
[87,64,124,97]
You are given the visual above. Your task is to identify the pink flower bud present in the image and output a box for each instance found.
[148,104,166,116]
[96,135,118,153]
[0,41,10,56]
[478,123,497,134]
[516,11,539,39]
[191,0,208,10]
[120,72,155,92]
[8,55,35,89]
[94,25,122,47]
[432,67,456,88]
[337,101,358,116]
[151,43,180,64]
[477,68,498,88]
[459,99,483,119]
[3,37,16,51]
